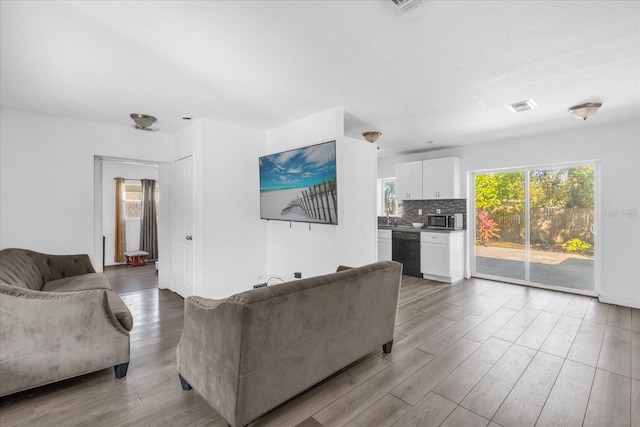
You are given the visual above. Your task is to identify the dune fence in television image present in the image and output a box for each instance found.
[281,179,337,223]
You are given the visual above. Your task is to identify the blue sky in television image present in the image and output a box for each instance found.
[260,141,336,192]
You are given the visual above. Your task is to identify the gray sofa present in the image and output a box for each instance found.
[177,260,403,427]
[0,248,133,397]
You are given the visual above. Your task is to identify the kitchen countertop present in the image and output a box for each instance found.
[378,225,465,233]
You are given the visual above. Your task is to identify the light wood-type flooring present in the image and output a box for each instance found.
[1,274,638,426]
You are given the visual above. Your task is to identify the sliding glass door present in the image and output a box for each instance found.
[472,163,598,294]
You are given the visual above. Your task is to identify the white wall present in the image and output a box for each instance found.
[200,119,267,298]
[157,162,173,289]
[0,108,174,271]
[266,108,377,279]
[101,160,159,266]
[378,120,640,308]
[337,135,378,267]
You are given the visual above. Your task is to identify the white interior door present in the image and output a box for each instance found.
[173,155,194,298]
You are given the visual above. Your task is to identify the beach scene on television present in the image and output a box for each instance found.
[260,140,338,224]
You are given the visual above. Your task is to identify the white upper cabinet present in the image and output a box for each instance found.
[422,156,461,199]
[395,161,423,200]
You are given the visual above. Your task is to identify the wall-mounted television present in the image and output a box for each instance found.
[259,140,338,224]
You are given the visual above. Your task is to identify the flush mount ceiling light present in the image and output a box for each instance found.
[568,102,602,121]
[130,113,158,131]
[363,131,382,143]
[506,99,537,113]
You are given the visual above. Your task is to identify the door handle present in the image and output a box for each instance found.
[589,224,595,234]
[185,235,193,241]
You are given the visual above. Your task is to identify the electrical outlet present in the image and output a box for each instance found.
[436,209,441,214]
[418,209,422,215]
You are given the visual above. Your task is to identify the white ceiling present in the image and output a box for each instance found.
[1,1,639,157]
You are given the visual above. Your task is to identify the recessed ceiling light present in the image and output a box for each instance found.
[506,99,537,113]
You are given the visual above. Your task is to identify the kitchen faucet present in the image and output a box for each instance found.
[386,214,397,227]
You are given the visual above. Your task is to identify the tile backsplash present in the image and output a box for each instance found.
[378,199,467,228]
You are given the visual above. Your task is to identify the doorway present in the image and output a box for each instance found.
[472,162,599,295]
[94,156,172,294]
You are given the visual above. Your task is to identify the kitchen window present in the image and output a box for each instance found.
[377,178,401,216]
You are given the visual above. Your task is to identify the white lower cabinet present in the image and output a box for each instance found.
[378,229,392,261]
[420,231,464,283]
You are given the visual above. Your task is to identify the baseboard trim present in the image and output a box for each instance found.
[422,273,464,284]
[598,293,640,309]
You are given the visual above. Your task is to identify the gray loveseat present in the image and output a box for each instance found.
[177,260,403,427]
[0,248,133,397]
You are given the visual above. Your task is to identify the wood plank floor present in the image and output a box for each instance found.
[1,274,638,426]
[104,264,158,294]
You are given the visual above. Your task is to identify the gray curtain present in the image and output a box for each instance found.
[139,179,158,260]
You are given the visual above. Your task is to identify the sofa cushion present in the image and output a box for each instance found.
[0,249,44,290]
[42,275,133,331]
[0,248,98,291]
[37,253,97,284]
[42,273,112,293]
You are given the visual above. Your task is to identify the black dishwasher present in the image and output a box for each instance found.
[392,231,421,277]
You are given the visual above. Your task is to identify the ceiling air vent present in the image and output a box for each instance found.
[506,99,538,113]
[391,0,427,12]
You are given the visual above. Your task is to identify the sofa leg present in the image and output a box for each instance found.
[179,374,192,391]
[382,340,393,354]
[114,362,129,378]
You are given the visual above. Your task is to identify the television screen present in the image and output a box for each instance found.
[259,140,337,224]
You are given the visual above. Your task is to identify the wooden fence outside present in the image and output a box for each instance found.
[281,181,338,223]
[487,208,593,245]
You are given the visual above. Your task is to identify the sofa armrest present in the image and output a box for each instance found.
[177,296,244,426]
[0,282,129,337]
[0,282,130,396]
[39,253,97,284]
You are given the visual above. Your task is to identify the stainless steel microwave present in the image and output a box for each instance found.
[427,213,464,229]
